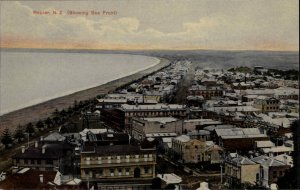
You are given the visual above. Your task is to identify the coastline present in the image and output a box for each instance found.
[0,57,170,132]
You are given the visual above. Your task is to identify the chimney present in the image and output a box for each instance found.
[283,155,288,164]
[42,146,46,154]
[39,174,43,183]
[0,172,7,181]
[40,136,44,141]
[21,146,25,153]
[35,141,38,148]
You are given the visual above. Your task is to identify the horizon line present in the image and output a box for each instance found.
[2,47,299,53]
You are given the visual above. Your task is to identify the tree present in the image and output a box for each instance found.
[45,117,53,128]
[14,125,25,143]
[36,120,45,130]
[25,122,35,136]
[1,128,13,148]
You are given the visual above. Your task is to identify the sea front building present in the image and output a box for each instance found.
[101,103,187,132]
[80,144,156,189]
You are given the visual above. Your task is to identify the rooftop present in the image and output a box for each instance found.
[174,135,190,143]
[157,173,182,184]
[81,144,155,156]
[142,117,178,124]
[120,103,185,111]
[251,155,288,167]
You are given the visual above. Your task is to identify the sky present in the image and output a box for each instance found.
[0,0,299,51]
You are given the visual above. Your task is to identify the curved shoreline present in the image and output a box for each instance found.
[0,57,170,132]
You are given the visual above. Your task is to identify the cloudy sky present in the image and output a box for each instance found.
[0,0,298,51]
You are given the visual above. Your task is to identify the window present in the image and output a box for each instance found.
[30,159,34,165]
[46,160,53,165]
[126,168,130,176]
[37,160,41,164]
[99,169,103,176]
[144,167,149,174]
[110,169,114,176]
[279,171,283,176]
[273,171,277,177]
[118,169,122,176]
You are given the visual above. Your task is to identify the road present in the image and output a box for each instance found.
[173,62,195,104]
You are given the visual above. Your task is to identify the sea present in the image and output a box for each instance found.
[0,50,160,115]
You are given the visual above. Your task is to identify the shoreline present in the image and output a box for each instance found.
[0,57,170,132]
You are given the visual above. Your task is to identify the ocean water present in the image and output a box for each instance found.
[0,51,160,115]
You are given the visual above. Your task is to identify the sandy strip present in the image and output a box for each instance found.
[0,57,170,132]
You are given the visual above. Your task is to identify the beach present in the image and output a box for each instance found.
[0,57,170,132]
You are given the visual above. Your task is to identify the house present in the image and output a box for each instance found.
[0,168,83,190]
[43,132,66,142]
[251,156,291,187]
[0,168,57,189]
[224,153,260,185]
[12,141,74,172]
[253,96,280,113]
[80,144,156,189]
[171,135,223,164]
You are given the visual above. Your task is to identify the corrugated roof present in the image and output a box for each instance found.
[251,156,287,167]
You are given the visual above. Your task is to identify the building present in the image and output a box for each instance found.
[12,141,73,172]
[84,132,130,146]
[187,130,211,141]
[12,141,74,171]
[253,96,280,113]
[103,104,187,132]
[213,128,269,152]
[183,119,222,131]
[224,153,260,185]
[261,146,293,157]
[0,168,57,190]
[80,144,156,189]
[157,173,182,189]
[132,117,182,141]
[0,168,83,190]
[171,135,223,164]
[254,140,275,151]
[188,85,223,100]
[251,156,291,187]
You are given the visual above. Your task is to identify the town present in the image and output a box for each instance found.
[0,59,299,190]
